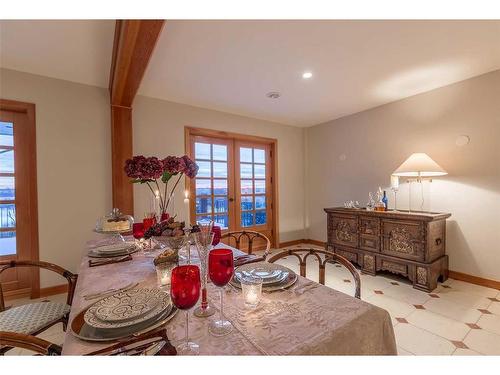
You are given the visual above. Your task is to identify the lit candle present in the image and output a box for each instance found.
[241,276,263,308]
[184,190,190,223]
[155,262,174,289]
[390,175,399,190]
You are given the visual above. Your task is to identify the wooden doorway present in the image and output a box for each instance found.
[0,99,39,299]
[185,127,278,249]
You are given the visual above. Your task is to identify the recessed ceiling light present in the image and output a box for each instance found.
[302,72,313,79]
[266,92,281,99]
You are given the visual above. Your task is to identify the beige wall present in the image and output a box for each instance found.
[0,69,112,287]
[132,96,306,243]
[2,66,498,286]
[306,70,500,281]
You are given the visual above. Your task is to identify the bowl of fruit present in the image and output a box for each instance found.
[144,217,188,257]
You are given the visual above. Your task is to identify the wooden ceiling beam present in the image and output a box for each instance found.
[109,20,165,215]
[109,20,165,107]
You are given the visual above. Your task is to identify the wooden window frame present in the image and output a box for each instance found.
[184,126,279,248]
[0,99,40,299]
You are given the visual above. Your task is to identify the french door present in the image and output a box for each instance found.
[187,128,277,249]
[0,100,39,298]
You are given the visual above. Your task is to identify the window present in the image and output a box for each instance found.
[0,121,16,256]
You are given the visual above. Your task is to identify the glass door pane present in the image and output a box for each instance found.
[191,137,233,230]
[235,143,271,230]
[0,120,16,256]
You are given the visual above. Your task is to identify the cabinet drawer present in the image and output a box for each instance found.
[359,216,380,236]
[381,220,425,261]
[328,214,358,248]
[359,235,380,252]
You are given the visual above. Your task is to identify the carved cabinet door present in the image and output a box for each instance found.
[381,220,425,261]
[329,214,358,248]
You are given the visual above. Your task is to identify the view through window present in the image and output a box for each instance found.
[0,121,16,256]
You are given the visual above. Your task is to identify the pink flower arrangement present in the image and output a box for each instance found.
[124,154,199,217]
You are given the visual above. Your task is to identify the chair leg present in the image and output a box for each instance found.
[0,346,13,355]
[62,315,68,332]
[299,262,306,278]
[319,265,325,285]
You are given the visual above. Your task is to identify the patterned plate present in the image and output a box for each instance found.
[234,263,290,285]
[93,288,163,322]
[84,289,171,329]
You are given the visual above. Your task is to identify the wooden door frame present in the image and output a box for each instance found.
[184,126,279,248]
[0,99,40,299]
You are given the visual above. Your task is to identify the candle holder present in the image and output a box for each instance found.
[154,251,179,291]
[241,275,263,308]
[155,262,176,290]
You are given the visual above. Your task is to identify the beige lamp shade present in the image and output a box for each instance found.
[393,153,447,177]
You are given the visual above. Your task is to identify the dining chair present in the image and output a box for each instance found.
[268,248,361,299]
[221,230,271,259]
[0,260,78,354]
[0,331,62,355]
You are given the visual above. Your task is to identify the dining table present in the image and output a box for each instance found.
[62,237,397,355]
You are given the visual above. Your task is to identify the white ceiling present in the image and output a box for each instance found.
[1,20,500,127]
[0,20,114,88]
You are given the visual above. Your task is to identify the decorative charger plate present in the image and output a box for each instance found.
[71,304,177,342]
[234,262,290,285]
[84,289,171,329]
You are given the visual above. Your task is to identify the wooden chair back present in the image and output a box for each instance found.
[221,230,271,259]
[268,248,361,299]
[0,260,78,312]
[0,332,62,355]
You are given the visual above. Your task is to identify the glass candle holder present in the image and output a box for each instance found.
[155,261,176,290]
[241,275,263,308]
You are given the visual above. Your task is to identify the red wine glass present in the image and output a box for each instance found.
[208,248,234,336]
[132,223,144,240]
[142,216,156,232]
[170,265,201,355]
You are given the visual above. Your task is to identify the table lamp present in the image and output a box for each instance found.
[392,153,447,212]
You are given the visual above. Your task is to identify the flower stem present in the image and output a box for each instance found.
[165,173,183,212]
[145,182,157,211]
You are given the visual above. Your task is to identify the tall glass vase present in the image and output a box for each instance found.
[193,229,215,317]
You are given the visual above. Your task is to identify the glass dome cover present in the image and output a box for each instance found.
[96,208,134,233]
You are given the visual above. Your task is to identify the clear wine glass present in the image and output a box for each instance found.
[193,229,215,317]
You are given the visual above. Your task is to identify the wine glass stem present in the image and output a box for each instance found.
[185,310,189,345]
[201,288,208,309]
[219,288,224,322]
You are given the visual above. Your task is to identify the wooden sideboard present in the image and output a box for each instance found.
[324,207,451,292]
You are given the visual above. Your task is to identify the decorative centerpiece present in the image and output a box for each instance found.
[147,217,188,287]
[124,154,199,222]
[144,217,187,254]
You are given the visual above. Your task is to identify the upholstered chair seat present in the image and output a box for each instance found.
[0,302,70,335]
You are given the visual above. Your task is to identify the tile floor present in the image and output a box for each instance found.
[273,245,500,356]
[4,244,500,355]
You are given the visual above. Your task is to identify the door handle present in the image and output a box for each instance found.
[229,198,234,202]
